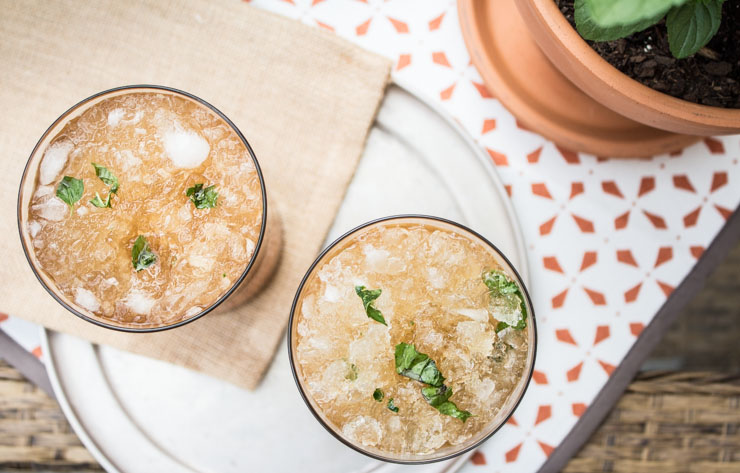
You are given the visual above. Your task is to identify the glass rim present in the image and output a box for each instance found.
[287,214,538,464]
[16,84,269,333]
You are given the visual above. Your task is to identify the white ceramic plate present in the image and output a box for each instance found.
[42,82,529,473]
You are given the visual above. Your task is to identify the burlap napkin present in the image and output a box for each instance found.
[0,0,390,389]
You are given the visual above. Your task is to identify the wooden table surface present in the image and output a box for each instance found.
[1,242,738,472]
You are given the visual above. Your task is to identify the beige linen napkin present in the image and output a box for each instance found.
[0,0,390,389]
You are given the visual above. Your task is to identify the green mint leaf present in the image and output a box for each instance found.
[575,0,666,41]
[584,0,686,27]
[483,270,527,331]
[394,343,472,422]
[421,385,453,407]
[345,363,358,381]
[387,398,399,413]
[667,0,723,58]
[436,401,472,422]
[373,388,384,402]
[394,343,445,387]
[354,285,386,325]
[495,321,510,333]
[186,183,218,209]
[131,235,157,271]
[56,176,84,213]
[90,192,111,208]
[91,163,119,193]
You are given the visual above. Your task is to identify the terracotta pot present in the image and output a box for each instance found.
[458,0,700,158]
[516,0,740,136]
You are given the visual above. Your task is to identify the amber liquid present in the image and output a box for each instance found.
[295,222,528,455]
[27,92,263,327]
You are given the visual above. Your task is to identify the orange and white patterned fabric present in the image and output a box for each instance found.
[3,0,738,471]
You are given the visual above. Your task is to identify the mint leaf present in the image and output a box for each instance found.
[90,192,111,208]
[421,385,453,407]
[56,176,83,214]
[354,286,386,325]
[387,398,399,413]
[373,388,384,402]
[186,183,218,209]
[575,0,666,41]
[483,270,527,332]
[667,0,723,58]
[584,0,686,27]
[91,163,119,193]
[394,343,445,387]
[436,401,472,422]
[395,343,473,421]
[132,235,157,271]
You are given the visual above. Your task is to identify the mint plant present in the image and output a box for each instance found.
[574,0,726,59]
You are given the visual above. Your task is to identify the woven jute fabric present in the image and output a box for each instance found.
[0,0,390,389]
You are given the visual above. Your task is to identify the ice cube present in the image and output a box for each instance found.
[188,254,215,271]
[39,141,73,185]
[76,206,89,216]
[27,220,41,238]
[178,204,192,222]
[313,359,351,402]
[470,376,496,401]
[322,284,341,302]
[107,108,125,126]
[245,238,255,258]
[74,288,100,312]
[426,266,447,289]
[124,290,156,314]
[32,197,68,221]
[115,150,142,171]
[164,129,210,168]
[102,277,119,288]
[185,306,202,318]
[453,308,489,323]
[301,294,317,319]
[341,416,383,447]
[349,324,391,365]
[456,321,495,355]
[33,185,54,199]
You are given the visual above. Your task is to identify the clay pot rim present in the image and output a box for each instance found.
[527,0,740,132]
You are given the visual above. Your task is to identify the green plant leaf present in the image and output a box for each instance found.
[387,398,399,413]
[436,401,472,422]
[354,285,387,325]
[91,163,119,193]
[421,385,453,407]
[372,388,384,402]
[394,343,445,387]
[575,0,667,41]
[666,0,723,58]
[131,235,157,271]
[186,183,218,209]
[584,0,686,27]
[56,176,83,214]
[483,270,527,331]
[90,192,111,208]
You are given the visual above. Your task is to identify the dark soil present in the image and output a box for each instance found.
[556,0,740,108]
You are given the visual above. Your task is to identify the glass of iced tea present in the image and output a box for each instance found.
[18,86,281,332]
[288,215,536,463]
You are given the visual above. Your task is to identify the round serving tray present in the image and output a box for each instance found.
[41,82,530,473]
